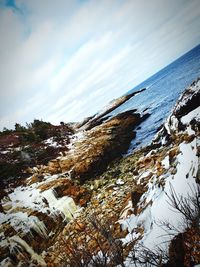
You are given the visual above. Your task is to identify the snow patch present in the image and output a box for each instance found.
[162,155,170,169]
[43,137,62,148]
[116,178,125,185]
[120,138,198,251]
[142,139,198,250]
[181,106,200,125]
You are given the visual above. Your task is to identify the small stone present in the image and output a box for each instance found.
[171,168,177,175]
[115,179,124,185]
[74,222,85,232]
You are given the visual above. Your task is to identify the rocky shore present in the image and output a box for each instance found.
[77,88,146,130]
[0,80,199,266]
[33,110,150,183]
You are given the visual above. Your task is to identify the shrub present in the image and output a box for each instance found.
[59,213,127,267]
[59,184,200,267]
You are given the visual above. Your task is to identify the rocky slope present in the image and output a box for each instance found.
[32,110,149,183]
[0,91,149,266]
[43,78,199,267]
[0,121,74,183]
[0,80,199,266]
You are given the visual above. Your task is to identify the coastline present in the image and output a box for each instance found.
[0,78,199,266]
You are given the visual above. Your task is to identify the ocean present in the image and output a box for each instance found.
[107,44,200,152]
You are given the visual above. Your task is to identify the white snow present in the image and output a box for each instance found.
[1,181,78,221]
[0,171,78,261]
[43,137,62,148]
[186,125,196,135]
[8,184,46,212]
[164,117,171,135]
[173,79,200,114]
[162,155,170,169]
[116,178,125,185]
[0,172,79,267]
[170,115,179,132]
[0,150,9,154]
[120,138,198,253]
[140,175,163,205]
[121,80,200,266]
[141,139,198,250]
[164,115,179,135]
[136,170,152,185]
[181,106,200,125]
[66,130,86,151]
[121,231,140,245]
[73,131,85,139]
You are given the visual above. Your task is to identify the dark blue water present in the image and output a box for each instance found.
[108,44,200,151]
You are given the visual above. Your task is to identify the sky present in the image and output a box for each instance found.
[0,0,200,130]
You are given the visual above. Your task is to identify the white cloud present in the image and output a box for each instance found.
[0,0,200,129]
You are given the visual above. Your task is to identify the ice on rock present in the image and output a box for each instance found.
[0,258,14,267]
[0,212,48,239]
[42,189,77,221]
[9,235,46,266]
[30,216,48,238]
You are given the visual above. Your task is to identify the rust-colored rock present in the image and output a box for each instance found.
[26,174,44,185]
[74,222,86,232]
[169,146,179,162]
[38,177,91,206]
[28,109,149,184]
[58,111,148,183]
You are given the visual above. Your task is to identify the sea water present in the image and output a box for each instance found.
[108,44,200,151]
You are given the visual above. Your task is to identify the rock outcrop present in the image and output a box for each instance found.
[32,110,150,183]
[77,88,146,130]
[0,92,150,266]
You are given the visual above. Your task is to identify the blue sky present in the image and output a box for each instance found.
[0,0,200,130]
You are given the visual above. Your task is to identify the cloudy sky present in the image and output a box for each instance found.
[0,0,200,130]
